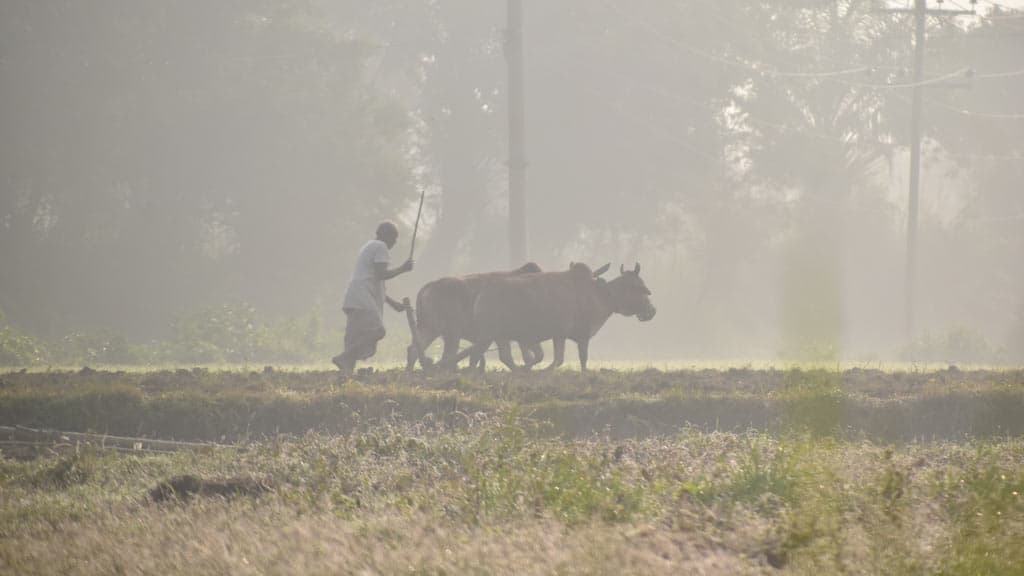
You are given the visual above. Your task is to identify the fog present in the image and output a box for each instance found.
[1,0,1022,366]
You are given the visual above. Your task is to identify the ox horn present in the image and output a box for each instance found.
[593,263,610,277]
[634,262,641,274]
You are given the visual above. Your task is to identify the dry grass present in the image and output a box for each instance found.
[1,427,1022,574]
[1,368,1022,574]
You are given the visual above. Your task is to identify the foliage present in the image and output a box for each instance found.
[1,416,1022,574]
[51,329,148,366]
[0,0,416,338]
[462,417,646,524]
[934,448,1024,575]
[1,368,1021,445]
[1,0,1021,360]
[169,302,273,364]
[0,310,45,366]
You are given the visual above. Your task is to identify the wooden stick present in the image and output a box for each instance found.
[402,297,431,371]
[409,189,426,261]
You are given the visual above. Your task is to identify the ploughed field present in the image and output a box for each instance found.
[1,367,1023,574]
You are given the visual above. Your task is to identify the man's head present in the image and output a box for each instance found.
[376,221,399,249]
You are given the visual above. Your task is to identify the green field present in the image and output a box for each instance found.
[1,368,1023,574]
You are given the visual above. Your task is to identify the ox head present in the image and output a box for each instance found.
[603,263,656,322]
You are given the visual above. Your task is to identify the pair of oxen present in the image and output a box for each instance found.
[405,261,656,372]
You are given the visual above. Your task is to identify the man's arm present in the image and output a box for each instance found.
[374,259,413,282]
[385,295,406,313]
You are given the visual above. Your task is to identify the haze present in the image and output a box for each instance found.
[1,0,1022,367]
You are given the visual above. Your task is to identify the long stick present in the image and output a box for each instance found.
[405,190,428,371]
[409,189,426,261]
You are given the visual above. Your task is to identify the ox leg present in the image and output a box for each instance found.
[497,340,518,371]
[577,338,590,372]
[520,341,543,370]
[468,343,483,370]
[451,342,477,367]
[545,338,566,370]
[472,343,491,371]
[405,308,439,369]
[408,331,438,371]
[530,342,544,367]
[405,344,416,372]
[438,335,460,370]
[455,341,489,372]
[517,342,530,366]
[474,341,491,372]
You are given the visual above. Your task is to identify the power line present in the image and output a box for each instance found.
[945,152,1024,161]
[693,0,1024,84]
[970,67,1024,78]
[528,39,861,148]
[597,0,887,81]
[888,91,1024,148]
[923,96,1024,118]
[546,3,1024,159]
[710,3,1024,85]
[976,0,1024,18]
[688,0,914,75]
[586,2,1024,130]
[829,67,973,89]
[945,0,981,14]
[600,0,1018,92]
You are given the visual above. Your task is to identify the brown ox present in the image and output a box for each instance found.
[461,262,656,371]
[406,262,544,371]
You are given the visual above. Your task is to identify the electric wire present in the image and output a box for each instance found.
[598,0,880,80]
[596,0,1024,120]
[542,2,1024,162]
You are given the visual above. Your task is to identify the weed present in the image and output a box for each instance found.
[0,369,1021,574]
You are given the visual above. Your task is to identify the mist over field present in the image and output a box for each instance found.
[2,0,1023,367]
[2,4,1024,575]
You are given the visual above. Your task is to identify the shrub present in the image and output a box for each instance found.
[0,310,45,366]
[52,329,149,365]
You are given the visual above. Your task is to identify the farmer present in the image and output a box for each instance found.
[332,221,413,375]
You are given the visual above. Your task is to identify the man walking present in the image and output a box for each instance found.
[332,221,413,376]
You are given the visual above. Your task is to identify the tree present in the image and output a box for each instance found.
[0,0,416,338]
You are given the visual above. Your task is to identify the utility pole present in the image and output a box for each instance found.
[906,0,927,340]
[507,0,527,266]
[887,0,975,338]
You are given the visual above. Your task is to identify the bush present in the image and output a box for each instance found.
[168,302,333,364]
[52,329,150,365]
[0,310,45,366]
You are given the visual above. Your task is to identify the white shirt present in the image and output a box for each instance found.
[342,239,390,317]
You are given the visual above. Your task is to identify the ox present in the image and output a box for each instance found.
[462,262,656,371]
[406,263,545,371]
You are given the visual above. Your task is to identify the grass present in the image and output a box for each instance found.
[9,357,1021,374]
[6,367,1022,442]
[0,367,1022,574]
